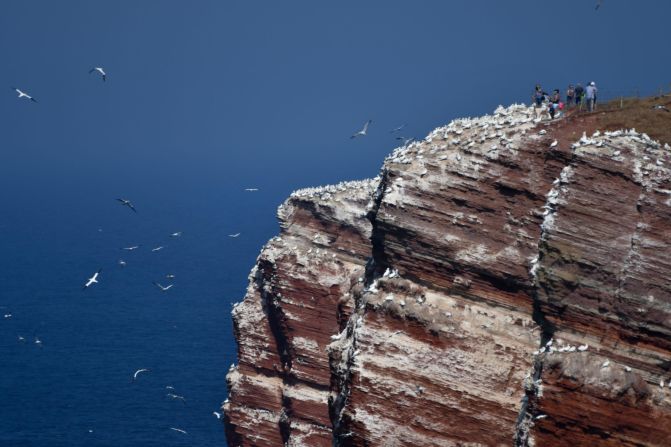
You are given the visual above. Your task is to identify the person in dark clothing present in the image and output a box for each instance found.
[566,84,575,108]
[548,89,561,119]
[574,83,585,110]
[533,84,547,117]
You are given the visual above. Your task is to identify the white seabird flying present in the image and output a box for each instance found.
[389,124,406,134]
[244,188,259,192]
[118,259,127,267]
[351,120,372,139]
[153,282,174,292]
[133,368,149,381]
[121,245,140,251]
[151,246,164,252]
[88,67,107,82]
[82,269,102,290]
[228,233,241,238]
[166,393,186,404]
[116,198,137,213]
[395,136,415,146]
[12,87,37,103]
[170,428,188,435]
[169,231,182,238]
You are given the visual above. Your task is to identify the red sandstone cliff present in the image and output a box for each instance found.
[223,103,671,446]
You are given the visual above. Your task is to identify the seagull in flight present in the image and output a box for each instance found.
[133,368,150,381]
[389,124,406,134]
[116,198,137,213]
[118,259,127,268]
[3,313,11,319]
[151,246,164,252]
[395,136,415,146]
[228,233,241,238]
[82,268,102,290]
[12,87,37,103]
[166,393,187,404]
[351,120,372,139]
[153,282,173,292]
[244,188,259,192]
[88,67,107,82]
[165,274,175,279]
[170,428,188,435]
[169,231,182,238]
[34,336,43,346]
[121,245,140,251]
[213,411,222,419]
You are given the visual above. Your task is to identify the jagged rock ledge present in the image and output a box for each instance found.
[223,104,671,446]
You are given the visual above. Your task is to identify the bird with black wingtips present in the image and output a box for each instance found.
[82,269,102,290]
[88,67,106,82]
[116,198,137,213]
[12,87,37,103]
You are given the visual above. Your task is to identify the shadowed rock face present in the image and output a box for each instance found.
[223,104,671,447]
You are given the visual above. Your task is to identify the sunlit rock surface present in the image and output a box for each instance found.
[223,105,671,446]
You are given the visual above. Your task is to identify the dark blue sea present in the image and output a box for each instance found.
[0,177,283,446]
[0,124,389,447]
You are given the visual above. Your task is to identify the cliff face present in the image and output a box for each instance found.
[223,104,671,446]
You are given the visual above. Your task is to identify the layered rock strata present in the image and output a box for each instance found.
[223,104,671,446]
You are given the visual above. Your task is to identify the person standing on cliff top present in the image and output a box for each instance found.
[566,84,575,108]
[585,81,598,112]
[574,83,585,110]
[548,89,562,119]
[532,84,546,117]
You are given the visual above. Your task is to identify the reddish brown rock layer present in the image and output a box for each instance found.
[223,104,671,447]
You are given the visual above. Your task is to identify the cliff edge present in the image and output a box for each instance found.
[223,100,671,446]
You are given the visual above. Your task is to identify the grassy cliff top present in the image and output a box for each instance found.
[595,95,671,144]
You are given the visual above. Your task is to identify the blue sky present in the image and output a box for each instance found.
[1,0,669,203]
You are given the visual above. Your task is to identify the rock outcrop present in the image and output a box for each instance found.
[223,104,671,446]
